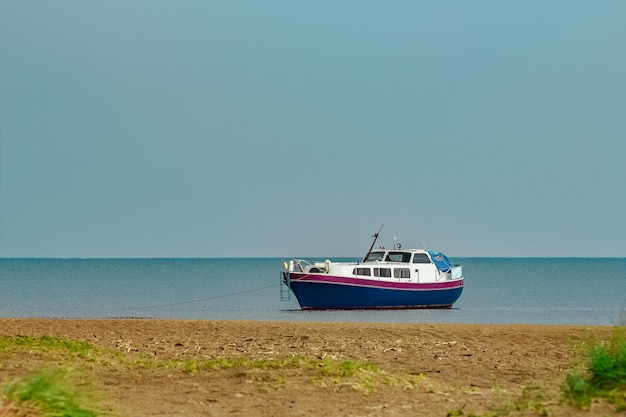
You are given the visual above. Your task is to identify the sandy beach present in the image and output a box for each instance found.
[0,318,620,416]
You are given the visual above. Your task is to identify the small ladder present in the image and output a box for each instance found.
[280,271,291,301]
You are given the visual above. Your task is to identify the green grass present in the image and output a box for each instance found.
[0,336,105,416]
[562,327,626,410]
[445,384,550,417]
[1,369,100,417]
[136,355,402,391]
[0,335,418,399]
[0,336,95,358]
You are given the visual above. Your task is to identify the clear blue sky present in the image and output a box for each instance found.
[1,1,624,258]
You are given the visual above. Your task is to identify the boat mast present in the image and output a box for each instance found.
[363,223,384,262]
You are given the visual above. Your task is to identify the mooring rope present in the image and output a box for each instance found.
[122,283,280,311]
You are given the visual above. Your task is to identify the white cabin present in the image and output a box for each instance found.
[290,249,463,284]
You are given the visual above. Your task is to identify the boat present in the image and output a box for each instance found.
[281,226,464,310]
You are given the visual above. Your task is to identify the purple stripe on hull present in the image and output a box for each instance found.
[288,273,464,310]
[290,273,463,290]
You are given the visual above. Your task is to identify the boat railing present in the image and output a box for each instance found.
[285,259,308,273]
[285,258,330,273]
[436,264,463,281]
[451,265,463,280]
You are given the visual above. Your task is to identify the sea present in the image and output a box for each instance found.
[0,257,624,326]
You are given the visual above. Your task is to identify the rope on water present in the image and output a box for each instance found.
[122,283,280,311]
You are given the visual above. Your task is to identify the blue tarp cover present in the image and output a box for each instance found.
[428,251,452,273]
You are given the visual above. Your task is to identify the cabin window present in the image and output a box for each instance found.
[364,251,384,262]
[412,253,431,264]
[394,268,411,278]
[373,268,391,278]
[353,267,371,276]
[385,251,412,262]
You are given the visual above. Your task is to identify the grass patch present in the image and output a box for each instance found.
[136,355,411,392]
[125,354,423,393]
[563,327,626,410]
[1,335,420,396]
[492,384,549,417]
[1,369,100,417]
[446,384,550,417]
[0,336,95,358]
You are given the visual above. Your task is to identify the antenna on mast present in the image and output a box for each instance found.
[363,223,384,262]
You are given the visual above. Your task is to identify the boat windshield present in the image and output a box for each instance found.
[385,251,412,263]
[364,251,385,262]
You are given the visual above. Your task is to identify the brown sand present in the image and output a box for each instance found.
[0,319,620,416]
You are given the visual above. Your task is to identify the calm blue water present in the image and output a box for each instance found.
[0,258,624,325]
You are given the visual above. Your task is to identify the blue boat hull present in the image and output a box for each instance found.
[288,276,464,310]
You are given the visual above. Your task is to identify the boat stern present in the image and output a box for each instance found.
[451,264,463,280]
